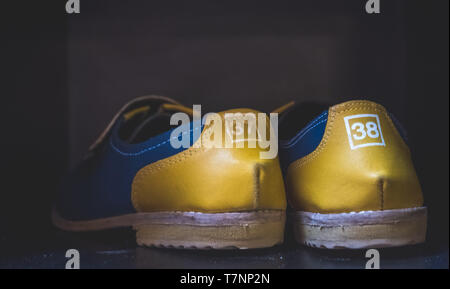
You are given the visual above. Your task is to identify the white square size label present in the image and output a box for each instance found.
[343,114,385,150]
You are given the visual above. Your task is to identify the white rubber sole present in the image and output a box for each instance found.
[52,209,286,250]
[291,207,427,249]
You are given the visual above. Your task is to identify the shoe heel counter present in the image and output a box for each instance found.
[287,100,423,213]
[131,109,286,213]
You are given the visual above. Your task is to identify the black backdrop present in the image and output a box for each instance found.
[1,0,448,257]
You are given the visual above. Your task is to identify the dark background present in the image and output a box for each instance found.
[0,0,448,268]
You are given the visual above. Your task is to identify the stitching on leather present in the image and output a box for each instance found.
[288,108,335,170]
[253,165,261,209]
[281,119,328,148]
[282,112,328,147]
[289,101,403,171]
[378,178,384,210]
[126,126,202,211]
[131,146,206,211]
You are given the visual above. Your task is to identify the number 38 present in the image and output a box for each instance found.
[351,121,380,140]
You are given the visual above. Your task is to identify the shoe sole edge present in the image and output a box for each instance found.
[291,207,427,249]
[52,209,286,250]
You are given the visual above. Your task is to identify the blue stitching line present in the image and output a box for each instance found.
[110,127,201,156]
[281,119,327,149]
[283,112,328,147]
[284,112,327,146]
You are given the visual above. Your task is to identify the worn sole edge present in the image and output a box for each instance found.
[291,207,427,249]
[52,209,286,250]
[52,208,285,231]
[135,218,286,250]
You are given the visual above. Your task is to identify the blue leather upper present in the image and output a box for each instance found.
[57,118,200,221]
[279,111,328,172]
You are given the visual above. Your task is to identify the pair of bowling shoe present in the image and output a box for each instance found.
[53,95,426,249]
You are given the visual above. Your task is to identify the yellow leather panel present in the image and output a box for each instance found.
[287,100,423,213]
[132,109,286,213]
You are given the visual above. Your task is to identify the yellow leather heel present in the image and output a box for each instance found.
[283,101,427,249]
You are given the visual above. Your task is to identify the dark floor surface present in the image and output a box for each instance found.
[0,227,447,269]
